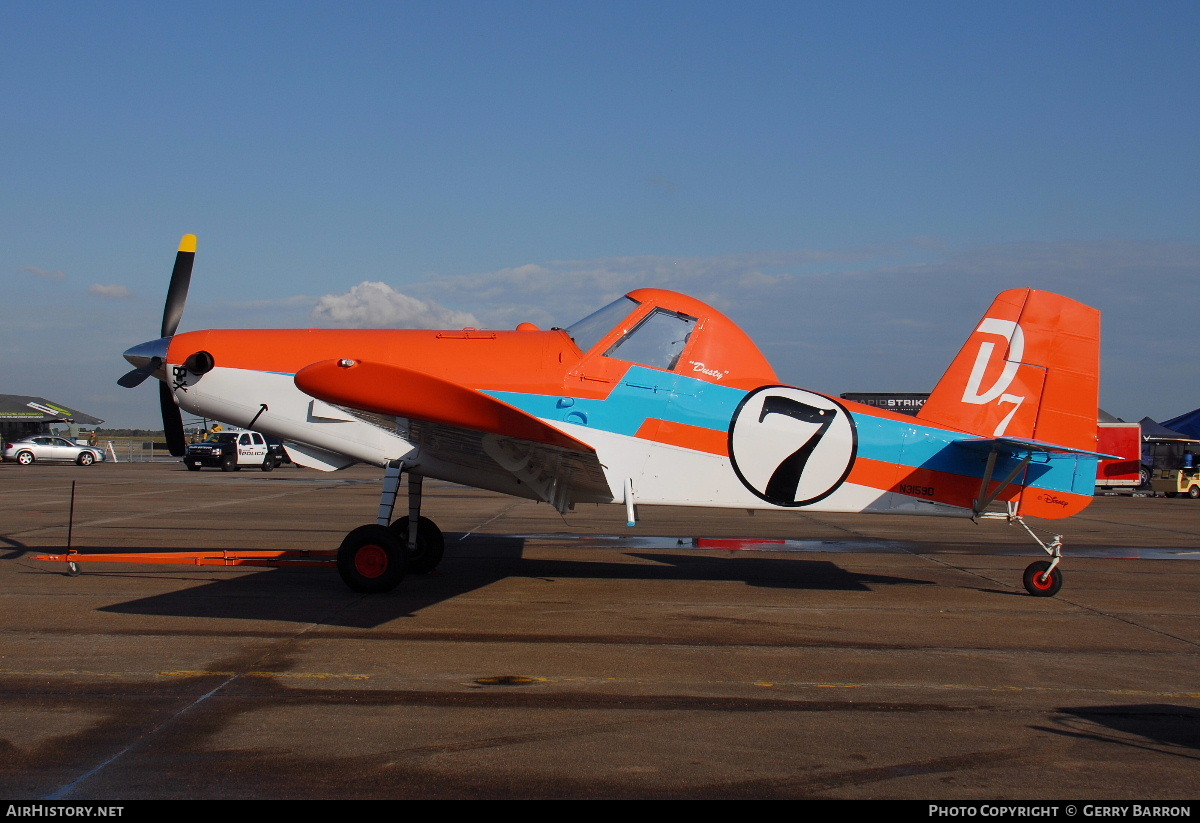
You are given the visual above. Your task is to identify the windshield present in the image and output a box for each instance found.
[205,433,238,443]
[564,296,641,354]
[605,309,696,371]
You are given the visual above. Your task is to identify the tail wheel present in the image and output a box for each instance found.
[388,515,445,574]
[337,524,406,593]
[1023,560,1063,597]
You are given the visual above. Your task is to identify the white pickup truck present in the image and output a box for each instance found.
[184,430,283,472]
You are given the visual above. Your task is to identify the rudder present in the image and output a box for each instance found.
[917,289,1101,453]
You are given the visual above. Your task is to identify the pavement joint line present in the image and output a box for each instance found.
[4,487,335,539]
[38,595,358,800]
[1047,596,1200,652]
[5,666,1198,701]
[460,501,524,540]
[44,672,240,801]
[913,551,1200,651]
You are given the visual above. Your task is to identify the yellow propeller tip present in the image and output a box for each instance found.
[178,234,197,253]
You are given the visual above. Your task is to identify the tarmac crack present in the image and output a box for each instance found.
[39,593,373,800]
[696,745,1033,798]
[43,673,240,800]
[7,487,335,541]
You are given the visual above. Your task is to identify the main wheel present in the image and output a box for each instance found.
[76,451,95,466]
[1023,560,1063,597]
[16,450,34,466]
[388,515,445,574]
[337,524,406,593]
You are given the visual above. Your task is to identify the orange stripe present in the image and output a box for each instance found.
[635,418,729,455]
[847,455,1091,518]
[847,456,986,509]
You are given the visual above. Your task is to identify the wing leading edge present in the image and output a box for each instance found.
[293,359,612,510]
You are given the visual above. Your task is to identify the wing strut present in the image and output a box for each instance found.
[972,447,1033,520]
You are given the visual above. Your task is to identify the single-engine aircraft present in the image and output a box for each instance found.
[116,235,1110,597]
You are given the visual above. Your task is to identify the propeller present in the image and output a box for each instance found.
[118,234,196,456]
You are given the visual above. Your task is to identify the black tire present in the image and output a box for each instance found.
[1188,485,1200,499]
[1139,466,1152,488]
[185,460,201,471]
[16,450,34,466]
[221,454,237,472]
[76,451,95,466]
[1023,560,1063,597]
[388,515,445,574]
[337,524,406,593]
[261,456,274,472]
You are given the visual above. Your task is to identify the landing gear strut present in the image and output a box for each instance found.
[972,449,1070,597]
[1015,516,1064,598]
[335,461,444,593]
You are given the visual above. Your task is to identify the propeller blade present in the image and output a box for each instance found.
[161,234,196,338]
[160,382,186,457]
[117,357,162,388]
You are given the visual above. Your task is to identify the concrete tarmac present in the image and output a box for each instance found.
[1,462,1198,799]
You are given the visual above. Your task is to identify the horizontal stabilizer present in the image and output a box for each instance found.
[294,359,594,454]
[955,436,1122,461]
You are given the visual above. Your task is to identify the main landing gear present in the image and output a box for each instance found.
[337,461,445,593]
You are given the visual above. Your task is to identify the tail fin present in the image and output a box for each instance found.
[917,289,1100,452]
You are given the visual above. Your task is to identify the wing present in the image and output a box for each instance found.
[294,359,613,510]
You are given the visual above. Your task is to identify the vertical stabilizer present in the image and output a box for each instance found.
[917,289,1101,453]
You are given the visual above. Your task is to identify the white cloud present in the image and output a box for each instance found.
[89,283,131,298]
[403,245,908,331]
[311,281,479,329]
[24,266,66,280]
[391,238,1198,422]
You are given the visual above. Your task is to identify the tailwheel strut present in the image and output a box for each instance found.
[1013,514,1065,597]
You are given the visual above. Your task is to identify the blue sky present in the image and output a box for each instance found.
[3,1,1197,428]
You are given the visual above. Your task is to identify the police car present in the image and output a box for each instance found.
[184,429,284,472]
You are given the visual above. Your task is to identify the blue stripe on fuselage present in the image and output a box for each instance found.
[485,368,1093,496]
[485,366,747,437]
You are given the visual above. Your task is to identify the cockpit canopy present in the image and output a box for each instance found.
[565,288,778,389]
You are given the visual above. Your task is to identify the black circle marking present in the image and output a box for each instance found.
[728,386,857,507]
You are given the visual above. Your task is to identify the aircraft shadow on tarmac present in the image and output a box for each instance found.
[1035,705,1200,759]
[90,534,933,629]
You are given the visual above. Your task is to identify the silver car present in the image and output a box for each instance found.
[3,436,106,466]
